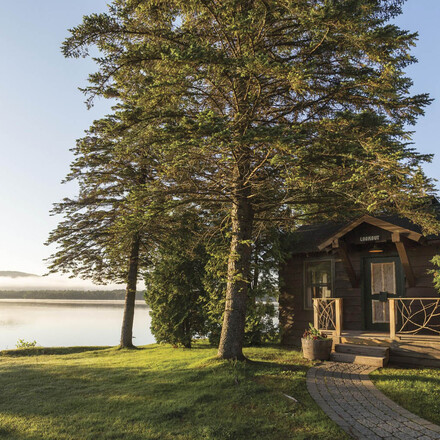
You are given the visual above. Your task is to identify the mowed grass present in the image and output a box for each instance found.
[0,343,348,440]
[371,367,440,425]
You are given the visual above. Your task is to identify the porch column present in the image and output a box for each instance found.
[335,298,343,338]
[389,298,397,340]
[313,298,319,329]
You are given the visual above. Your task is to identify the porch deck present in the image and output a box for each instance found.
[340,330,440,343]
[327,330,440,367]
[314,297,440,367]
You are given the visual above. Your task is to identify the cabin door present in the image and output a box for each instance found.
[363,257,404,331]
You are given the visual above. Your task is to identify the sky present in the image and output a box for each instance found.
[0,1,439,284]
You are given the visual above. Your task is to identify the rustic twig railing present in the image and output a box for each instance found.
[313,298,343,337]
[389,298,440,339]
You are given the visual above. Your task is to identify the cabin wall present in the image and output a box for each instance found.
[406,243,440,296]
[279,255,312,344]
[280,241,440,346]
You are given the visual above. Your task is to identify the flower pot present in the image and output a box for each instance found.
[301,337,332,361]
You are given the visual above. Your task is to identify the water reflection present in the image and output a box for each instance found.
[0,300,154,350]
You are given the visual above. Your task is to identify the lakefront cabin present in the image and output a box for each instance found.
[279,214,440,367]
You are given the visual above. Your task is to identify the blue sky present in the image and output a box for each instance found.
[0,1,439,277]
[0,1,112,277]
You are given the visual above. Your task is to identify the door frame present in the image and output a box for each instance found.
[362,256,405,331]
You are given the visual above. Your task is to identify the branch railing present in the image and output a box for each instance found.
[389,298,440,339]
[313,298,343,337]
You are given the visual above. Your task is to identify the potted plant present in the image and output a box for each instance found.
[301,323,332,361]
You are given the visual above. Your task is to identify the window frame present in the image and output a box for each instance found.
[303,258,335,311]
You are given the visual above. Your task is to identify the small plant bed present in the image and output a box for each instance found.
[371,367,440,425]
[0,343,348,440]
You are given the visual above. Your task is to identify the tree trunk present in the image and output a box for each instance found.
[120,233,141,348]
[183,318,192,348]
[217,195,254,360]
[251,239,260,300]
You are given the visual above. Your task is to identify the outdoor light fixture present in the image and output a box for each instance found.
[369,244,384,253]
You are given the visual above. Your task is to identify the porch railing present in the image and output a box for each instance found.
[389,298,440,339]
[313,298,343,337]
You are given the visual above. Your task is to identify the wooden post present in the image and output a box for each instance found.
[313,298,319,330]
[335,298,343,338]
[392,232,416,287]
[389,298,397,340]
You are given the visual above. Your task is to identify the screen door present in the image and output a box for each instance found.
[364,257,403,331]
[370,262,395,323]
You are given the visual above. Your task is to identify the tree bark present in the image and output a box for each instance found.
[217,193,254,360]
[120,233,141,348]
[251,240,260,292]
[183,318,192,348]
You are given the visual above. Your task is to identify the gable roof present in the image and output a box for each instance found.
[317,215,423,250]
[289,214,429,255]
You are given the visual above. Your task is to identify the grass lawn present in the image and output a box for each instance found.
[371,366,440,425]
[0,343,348,440]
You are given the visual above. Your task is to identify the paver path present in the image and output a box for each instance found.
[307,362,440,440]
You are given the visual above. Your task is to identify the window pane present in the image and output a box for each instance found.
[305,261,332,307]
[320,285,332,298]
[382,263,396,294]
[371,263,382,295]
[307,261,332,285]
[372,300,390,323]
[371,262,395,295]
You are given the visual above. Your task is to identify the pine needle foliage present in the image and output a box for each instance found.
[62,0,439,358]
[46,110,170,347]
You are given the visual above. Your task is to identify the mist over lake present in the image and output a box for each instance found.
[0,300,154,350]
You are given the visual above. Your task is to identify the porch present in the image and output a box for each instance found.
[314,298,440,367]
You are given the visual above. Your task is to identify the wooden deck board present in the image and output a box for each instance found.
[335,331,440,367]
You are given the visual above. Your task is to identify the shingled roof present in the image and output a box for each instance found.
[289,214,430,255]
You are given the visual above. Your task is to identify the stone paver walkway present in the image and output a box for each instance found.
[307,362,440,440]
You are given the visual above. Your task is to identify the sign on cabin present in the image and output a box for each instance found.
[359,235,380,243]
[344,223,391,245]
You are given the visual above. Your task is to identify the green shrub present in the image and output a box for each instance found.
[15,339,37,349]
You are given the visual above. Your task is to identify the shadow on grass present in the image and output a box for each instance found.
[0,361,269,438]
[0,347,343,440]
[247,358,308,372]
[0,346,112,357]
[0,426,36,440]
[184,343,216,350]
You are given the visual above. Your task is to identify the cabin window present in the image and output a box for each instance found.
[304,260,333,310]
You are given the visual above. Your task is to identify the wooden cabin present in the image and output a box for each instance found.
[279,214,440,367]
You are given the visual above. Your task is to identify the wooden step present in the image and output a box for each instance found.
[335,343,389,359]
[330,352,388,367]
[340,336,392,347]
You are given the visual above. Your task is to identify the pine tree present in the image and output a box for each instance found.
[144,210,210,348]
[62,0,438,359]
[46,111,167,348]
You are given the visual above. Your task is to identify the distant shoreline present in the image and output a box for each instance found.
[0,298,148,306]
[0,290,145,301]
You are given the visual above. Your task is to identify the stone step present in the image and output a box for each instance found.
[335,343,389,359]
[330,352,388,367]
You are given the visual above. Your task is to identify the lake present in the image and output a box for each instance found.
[0,299,154,350]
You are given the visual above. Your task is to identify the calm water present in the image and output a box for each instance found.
[0,300,154,350]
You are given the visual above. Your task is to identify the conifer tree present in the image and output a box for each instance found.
[47,110,167,348]
[62,0,438,359]
[144,210,210,348]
